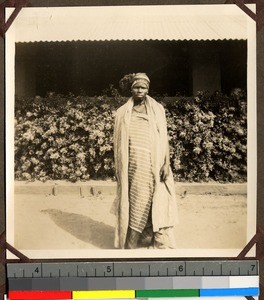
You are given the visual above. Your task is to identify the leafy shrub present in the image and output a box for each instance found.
[15,94,124,182]
[15,91,247,182]
[165,90,247,182]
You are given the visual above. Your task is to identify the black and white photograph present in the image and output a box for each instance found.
[5,4,256,258]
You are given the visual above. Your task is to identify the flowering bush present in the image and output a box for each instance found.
[166,90,247,182]
[15,94,125,182]
[15,91,247,182]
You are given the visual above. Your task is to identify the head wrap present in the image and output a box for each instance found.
[131,73,150,89]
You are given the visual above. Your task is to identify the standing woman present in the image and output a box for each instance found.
[113,73,178,249]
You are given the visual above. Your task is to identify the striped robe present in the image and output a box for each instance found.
[128,112,154,233]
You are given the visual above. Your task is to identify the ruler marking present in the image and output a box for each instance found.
[7,260,259,284]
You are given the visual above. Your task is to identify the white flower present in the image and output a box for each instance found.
[50,153,60,159]
[31,157,38,164]
[22,131,35,141]
[77,152,86,161]
[22,172,31,180]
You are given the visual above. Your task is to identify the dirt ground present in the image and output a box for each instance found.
[13,193,247,250]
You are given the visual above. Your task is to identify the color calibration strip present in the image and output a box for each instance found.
[8,276,259,298]
[7,261,259,298]
[8,276,259,291]
[8,287,259,299]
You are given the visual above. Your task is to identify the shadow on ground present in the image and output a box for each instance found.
[41,209,115,249]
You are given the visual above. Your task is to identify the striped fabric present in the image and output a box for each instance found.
[128,111,155,233]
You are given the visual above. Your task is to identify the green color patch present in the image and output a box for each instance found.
[136,289,200,298]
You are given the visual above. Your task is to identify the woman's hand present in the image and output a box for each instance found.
[160,162,170,182]
[160,138,171,182]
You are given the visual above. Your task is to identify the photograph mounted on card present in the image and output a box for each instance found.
[5,4,257,259]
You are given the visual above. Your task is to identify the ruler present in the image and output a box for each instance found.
[7,260,259,299]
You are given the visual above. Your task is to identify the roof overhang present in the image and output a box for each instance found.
[7,5,253,43]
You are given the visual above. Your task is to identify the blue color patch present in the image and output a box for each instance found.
[200,287,259,296]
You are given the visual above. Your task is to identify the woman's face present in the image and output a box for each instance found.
[131,83,148,101]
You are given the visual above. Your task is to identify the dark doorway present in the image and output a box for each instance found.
[15,40,247,97]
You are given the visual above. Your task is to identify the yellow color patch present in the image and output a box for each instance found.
[72,290,135,299]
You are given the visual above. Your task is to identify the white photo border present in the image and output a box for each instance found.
[5,4,257,259]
